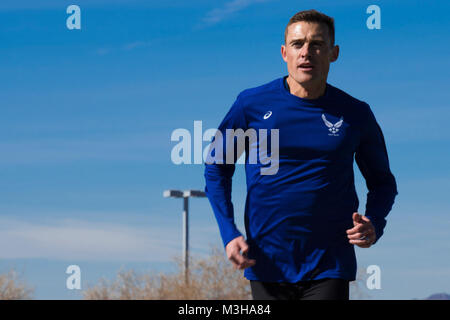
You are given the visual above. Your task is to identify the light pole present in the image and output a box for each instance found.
[163,189,206,284]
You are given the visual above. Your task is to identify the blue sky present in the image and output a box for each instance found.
[0,0,449,299]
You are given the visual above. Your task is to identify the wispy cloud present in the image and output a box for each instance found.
[0,132,170,165]
[95,40,153,56]
[201,0,271,27]
[122,40,153,51]
[0,0,154,11]
[0,217,182,262]
[375,105,448,143]
[95,47,111,56]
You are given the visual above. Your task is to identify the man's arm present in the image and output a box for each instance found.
[204,93,247,248]
[354,103,398,245]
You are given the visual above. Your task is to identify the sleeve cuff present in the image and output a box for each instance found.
[221,229,244,248]
[366,216,386,245]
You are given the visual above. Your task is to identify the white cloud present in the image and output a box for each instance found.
[201,0,270,26]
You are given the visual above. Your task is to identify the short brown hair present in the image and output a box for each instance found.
[284,9,335,46]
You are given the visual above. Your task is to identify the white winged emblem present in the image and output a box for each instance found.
[322,114,344,135]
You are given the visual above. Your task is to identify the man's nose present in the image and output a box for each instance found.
[299,43,313,58]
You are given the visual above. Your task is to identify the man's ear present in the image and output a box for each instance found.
[281,44,288,62]
[330,44,339,62]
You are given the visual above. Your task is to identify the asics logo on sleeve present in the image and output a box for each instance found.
[263,111,273,119]
[322,114,344,136]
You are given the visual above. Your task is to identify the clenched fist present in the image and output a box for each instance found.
[346,212,377,248]
[225,236,256,270]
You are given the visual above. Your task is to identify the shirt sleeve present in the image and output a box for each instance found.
[355,103,398,244]
[204,93,248,248]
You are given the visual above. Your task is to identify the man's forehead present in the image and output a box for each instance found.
[287,22,329,40]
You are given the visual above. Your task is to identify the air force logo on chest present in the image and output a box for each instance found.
[262,110,344,136]
[322,114,344,136]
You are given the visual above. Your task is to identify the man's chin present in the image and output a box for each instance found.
[292,75,317,86]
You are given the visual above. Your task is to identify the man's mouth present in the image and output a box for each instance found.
[298,63,314,71]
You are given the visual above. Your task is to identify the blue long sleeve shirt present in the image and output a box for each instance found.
[204,76,398,282]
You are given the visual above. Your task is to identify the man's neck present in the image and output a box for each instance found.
[286,76,327,99]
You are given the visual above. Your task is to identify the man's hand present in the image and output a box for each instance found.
[346,212,377,248]
[225,236,256,270]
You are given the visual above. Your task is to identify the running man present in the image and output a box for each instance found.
[204,9,398,300]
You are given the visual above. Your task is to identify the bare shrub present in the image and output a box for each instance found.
[83,244,252,300]
[0,270,34,300]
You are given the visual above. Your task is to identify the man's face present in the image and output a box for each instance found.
[281,21,339,87]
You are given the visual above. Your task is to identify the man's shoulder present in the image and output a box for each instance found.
[327,84,374,125]
[328,83,369,108]
[237,77,282,101]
